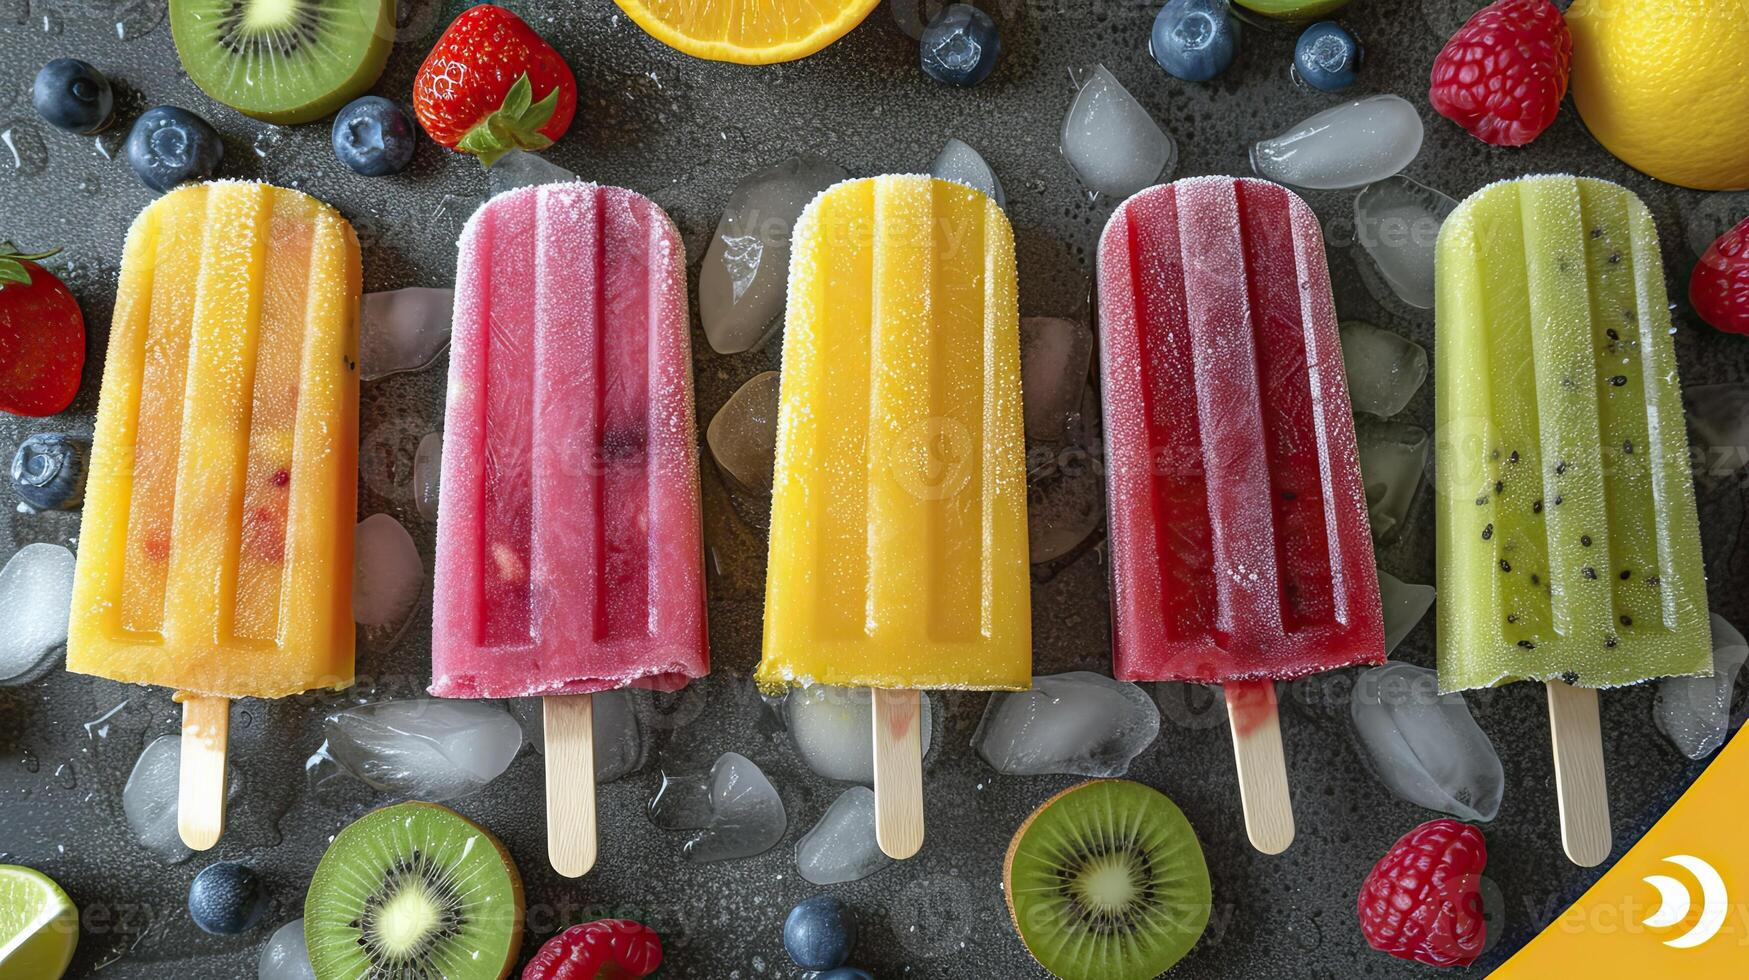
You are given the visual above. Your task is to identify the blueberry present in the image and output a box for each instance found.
[10,433,88,512]
[125,106,224,193]
[188,862,266,935]
[1294,21,1363,92]
[813,970,874,980]
[1150,0,1239,83]
[332,96,416,177]
[32,59,114,135]
[920,4,1002,88]
[783,895,856,971]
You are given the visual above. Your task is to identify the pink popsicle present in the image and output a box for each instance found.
[431,183,707,699]
[1098,176,1383,684]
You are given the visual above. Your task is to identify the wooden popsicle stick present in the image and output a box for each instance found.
[872,688,924,860]
[1546,681,1611,867]
[545,693,597,878]
[178,696,229,851]
[1224,681,1295,855]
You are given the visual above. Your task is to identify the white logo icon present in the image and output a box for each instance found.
[1641,854,1729,949]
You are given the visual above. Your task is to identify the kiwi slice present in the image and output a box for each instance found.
[170,0,395,124]
[305,802,524,980]
[1004,780,1212,980]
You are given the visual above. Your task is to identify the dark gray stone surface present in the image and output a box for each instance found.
[3,0,1747,977]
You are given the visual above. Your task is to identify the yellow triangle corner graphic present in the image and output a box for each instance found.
[1493,727,1749,976]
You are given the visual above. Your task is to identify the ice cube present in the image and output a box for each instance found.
[1029,441,1104,565]
[1020,317,1093,444]
[1684,383,1749,475]
[1378,570,1435,655]
[785,685,935,784]
[359,287,454,382]
[973,671,1160,777]
[507,690,644,782]
[648,751,786,862]
[322,699,522,802]
[1654,614,1749,760]
[795,786,890,885]
[930,138,1007,209]
[353,514,422,628]
[706,371,782,495]
[1250,95,1424,190]
[488,149,577,196]
[1352,176,1457,309]
[700,154,849,354]
[258,918,315,980]
[412,432,442,521]
[1355,417,1429,543]
[0,542,74,685]
[1339,320,1428,417]
[123,733,241,863]
[1061,64,1177,199]
[1350,662,1503,821]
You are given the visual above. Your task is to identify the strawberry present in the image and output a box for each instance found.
[523,919,663,980]
[413,4,578,167]
[1357,819,1488,968]
[1691,214,1749,335]
[0,246,85,417]
[1429,0,1571,147]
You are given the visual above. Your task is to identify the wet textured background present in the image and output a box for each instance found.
[4,0,1749,977]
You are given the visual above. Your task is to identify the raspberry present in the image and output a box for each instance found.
[522,919,664,980]
[1691,215,1749,335]
[1429,0,1571,146]
[1357,819,1488,968]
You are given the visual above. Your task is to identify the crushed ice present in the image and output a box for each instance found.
[648,751,786,862]
[974,672,1160,777]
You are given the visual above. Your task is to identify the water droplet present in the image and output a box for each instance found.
[0,121,48,175]
[54,761,75,789]
[39,8,60,32]
[76,171,100,195]
[18,751,40,774]
[84,700,130,739]
[112,0,165,40]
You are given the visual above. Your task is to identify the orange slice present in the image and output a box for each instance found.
[614,0,883,64]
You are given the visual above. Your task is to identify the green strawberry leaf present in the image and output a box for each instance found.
[0,244,59,288]
[459,74,561,168]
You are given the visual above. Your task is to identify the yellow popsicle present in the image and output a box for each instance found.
[758,175,1030,691]
[69,181,361,700]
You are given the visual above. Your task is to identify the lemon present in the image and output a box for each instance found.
[614,0,883,64]
[1568,0,1749,190]
[0,866,78,980]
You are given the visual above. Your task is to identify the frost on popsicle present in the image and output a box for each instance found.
[1356,417,1429,543]
[784,685,935,784]
[507,691,644,782]
[706,371,782,496]
[412,432,442,521]
[931,138,1006,208]
[1378,570,1435,656]
[795,786,891,885]
[316,699,522,802]
[1655,614,1749,760]
[700,153,848,355]
[1061,64,1176,199]
[973,672,1160,777]
[358,287,454,381]
[124,733,242,863]
[1250,95,1423,190]
[1353,176,1457,309]
[1339,320,1428,418]
[0,542,74,686]
[648,751,786,863]
[1351,663,1503,822]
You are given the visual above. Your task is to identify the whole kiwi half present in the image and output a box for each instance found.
[169,0,395,124]
[1004,780,1212,980]
[304,801,525,980]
